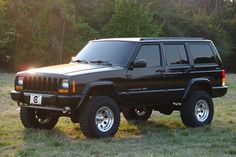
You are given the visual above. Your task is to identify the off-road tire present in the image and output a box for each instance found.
[20,107,59,130]
[180,90,214,127]
[122,108,152,122]
[79,96,120,138]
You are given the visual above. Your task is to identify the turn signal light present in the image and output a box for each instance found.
[72,80,76,93]
[15,85,23,91]
[58,89,69,93]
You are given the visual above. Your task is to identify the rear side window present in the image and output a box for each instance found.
[189,44,215,64]
[164,44,189,66]
[136,45,161,67]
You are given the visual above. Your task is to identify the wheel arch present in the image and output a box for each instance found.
[182,78,212,101]
[77,81,120,109]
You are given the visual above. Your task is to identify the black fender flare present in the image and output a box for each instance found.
[81,81,118,95]
[77,81,119,109]
[182,78,212,101]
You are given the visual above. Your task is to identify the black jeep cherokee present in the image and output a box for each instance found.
[11,37,227,138]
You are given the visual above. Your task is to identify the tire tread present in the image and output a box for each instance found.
[79,96,120,138]
[180,90,214,127]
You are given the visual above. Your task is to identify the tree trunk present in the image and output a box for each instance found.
[59,20,65,64]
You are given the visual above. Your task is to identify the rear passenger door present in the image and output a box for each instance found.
[162,43,192,101]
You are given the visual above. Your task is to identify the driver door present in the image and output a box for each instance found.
[126,44,166,105]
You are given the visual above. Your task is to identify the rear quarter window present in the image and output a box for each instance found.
[189,43,215,64]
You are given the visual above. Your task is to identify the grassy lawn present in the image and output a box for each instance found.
[0,73,236,157]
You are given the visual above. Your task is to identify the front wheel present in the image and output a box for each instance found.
[79,96,120,138]
[20,107,59,130]
[180,90,214,127]
[122,108,152,122]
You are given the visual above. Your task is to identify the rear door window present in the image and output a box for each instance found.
[189,44,215,64]
[164,44,189,66]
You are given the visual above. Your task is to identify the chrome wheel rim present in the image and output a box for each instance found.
[135,108,147,116]
[95,107,114,132]
[194,100,209,122]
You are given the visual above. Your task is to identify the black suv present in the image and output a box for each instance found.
[11,37,227,138]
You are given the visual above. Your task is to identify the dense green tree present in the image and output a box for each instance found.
[73,0,114,30]
[3,0,98,71]
[102,0,162,37]
[0,0,235,72]
[0,0,15,71]
[225,17,236,72]
[148,2,232,58]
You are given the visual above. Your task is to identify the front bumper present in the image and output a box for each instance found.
[10,90,85,112]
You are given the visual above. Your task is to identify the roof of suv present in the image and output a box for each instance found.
[94,37,212,42]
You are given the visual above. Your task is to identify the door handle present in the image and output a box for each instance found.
[156,69,165,73]
[184,68,192,73]
[156,69,165,77]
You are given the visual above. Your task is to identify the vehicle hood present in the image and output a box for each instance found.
[18,63,120,76]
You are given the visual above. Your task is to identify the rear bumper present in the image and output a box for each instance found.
[10,90,85,112]
[212,86,228,98]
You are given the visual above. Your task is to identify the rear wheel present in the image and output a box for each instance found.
[79,96,120,138]
[20,106,59,129]
[122,108,152,122]
[180,90,214,127]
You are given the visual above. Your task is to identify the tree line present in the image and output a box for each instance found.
[0,0,235,72]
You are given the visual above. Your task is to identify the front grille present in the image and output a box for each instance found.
[23,76,59,92]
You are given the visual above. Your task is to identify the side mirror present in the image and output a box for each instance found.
[133,59,147,68]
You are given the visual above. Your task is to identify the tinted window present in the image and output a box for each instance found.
[74,41,137,66]
[189,44,215,64]
[135,45,160,67]
[164,44,188,65]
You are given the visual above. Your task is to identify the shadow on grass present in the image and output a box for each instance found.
[20,119,209,141]
[16,119,236,156]
[17,120,183,155]
[19,119,184,142]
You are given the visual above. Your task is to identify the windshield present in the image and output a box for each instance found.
[73,41,137,66]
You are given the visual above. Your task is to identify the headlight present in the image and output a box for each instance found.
[15,76,24,91]
[61,79,69,89]
[17,77,24,86]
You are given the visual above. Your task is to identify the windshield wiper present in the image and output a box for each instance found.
[72,59,88,64]
[90,60,112,66]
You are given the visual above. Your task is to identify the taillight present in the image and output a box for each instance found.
[222,70,226,86]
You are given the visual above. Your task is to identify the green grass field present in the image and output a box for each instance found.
[0,73,236,157]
